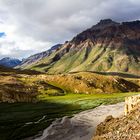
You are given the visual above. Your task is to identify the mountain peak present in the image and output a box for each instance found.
[98,19,115,24]
[91,19,119,30]
[1,57,11,60]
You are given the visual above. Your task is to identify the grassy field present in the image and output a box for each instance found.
[38,92,140,110]
[0,92,139,140]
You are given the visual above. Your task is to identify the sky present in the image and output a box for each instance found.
[0,0,140,59]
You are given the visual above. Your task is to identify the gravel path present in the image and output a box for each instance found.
[33,102,124,140]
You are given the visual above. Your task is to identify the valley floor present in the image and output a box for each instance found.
[0,92,139,140]
[31,102,124,140]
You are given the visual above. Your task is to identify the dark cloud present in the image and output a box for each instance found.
[0,0,140,58]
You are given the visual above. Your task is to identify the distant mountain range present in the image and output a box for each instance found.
[0,57,21,68]
[11,19,140,75]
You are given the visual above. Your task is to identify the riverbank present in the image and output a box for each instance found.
[26,102,124,140]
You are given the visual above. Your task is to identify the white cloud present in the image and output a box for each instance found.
[0,0,140,59]
[129,0,140,4]
[0,19,52,59]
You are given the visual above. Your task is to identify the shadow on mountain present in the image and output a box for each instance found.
[90,71,140,78]
[69,71,140,78]
[0,65,42,75]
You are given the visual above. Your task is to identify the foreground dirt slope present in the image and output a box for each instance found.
[93,95,140,140]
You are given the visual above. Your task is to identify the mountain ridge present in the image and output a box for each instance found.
[17,19,140,75]
[17,44,62,69]
[0,57,21,68]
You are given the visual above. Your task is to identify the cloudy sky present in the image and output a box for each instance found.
[0,0,140,59]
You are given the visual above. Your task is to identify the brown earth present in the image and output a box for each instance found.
[93,96,140,140]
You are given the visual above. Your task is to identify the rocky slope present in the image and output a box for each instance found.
[19,19,140,75]
[0,57,21,67]
[93,94,140,140]
[42,72,140,94]
[18,44,62,69]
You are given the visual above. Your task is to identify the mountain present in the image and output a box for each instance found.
[19,19,140,75]
[0,57,21,68]
[17,44,62,69]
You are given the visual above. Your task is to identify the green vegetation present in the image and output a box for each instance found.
[0,68,139,140]
[0,92,139,140]
[37,92,139,110]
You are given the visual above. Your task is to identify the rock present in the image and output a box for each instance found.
[104,115,114,122]
[125,94,140,115]
[93,95,140,140]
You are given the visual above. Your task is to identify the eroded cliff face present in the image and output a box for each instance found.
[93,94,140,140]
